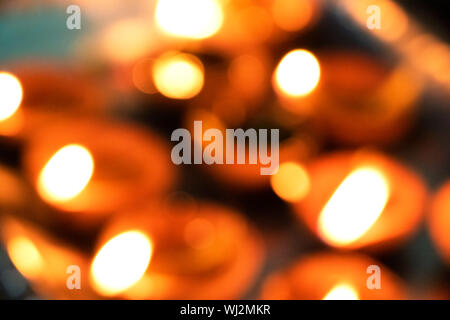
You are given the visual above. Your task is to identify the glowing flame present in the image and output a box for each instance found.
[270,162,310,202]
[318,167,389,247]
[38,144,94,203]
[153,52,204,99]
[7,236,44,279]
[0,72,23,121]
[323,283,359,300]
[155,0,224,39]
[274,49,320,97]
[90,231,153,296]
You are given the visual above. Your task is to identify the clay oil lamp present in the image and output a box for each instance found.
[313,52,423,146]
[23,119,176,228]
[294,150,428,251]
[0,216,98,299]
[0,65,108,142]
[261,252,406,300]
[88,200,265,299]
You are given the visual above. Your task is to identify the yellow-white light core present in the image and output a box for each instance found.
[155,0,224,39]
[318,167,390,247]
[153,52,204,99]
[38,144,94,203]
[90,231,153,296]
[274,49,320,97]
[7,236,44,279]
[323,283,359,300]
[0,72,23,121]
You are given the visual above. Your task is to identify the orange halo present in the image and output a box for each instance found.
[294,150,427,250]
[261,252,406,300]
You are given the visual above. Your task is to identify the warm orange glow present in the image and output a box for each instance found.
[271,0,315,32]
[155,0,223,39]
[318,167,390,247]
[376,0,409,42]
[184,218,216,250]
[270,162,310,202]
[37,144,94,203]
[274,49,320,97]
[323,283,359,300]
[102,19,152,63]
[132,58,157,94]
[429,182,450,264]
[7,236,44,279]
[153,52,204,99]
[91,231,153,296]
[0,72,23,121]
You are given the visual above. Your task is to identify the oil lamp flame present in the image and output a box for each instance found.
[153,52,204,99]
[323,283,359,300]
[274,49,321,97]
[318,167,390,247]
[90,231,153,296]
[38,144,94,203]
[155,0,224,39]
[7,236,44,279]
[0,72,23,121]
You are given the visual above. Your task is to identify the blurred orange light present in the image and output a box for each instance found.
[184,218,216,250]
[37,144,94,204]
[270,162,310,202]
[0,72,23,122]
[153,52,204,99]
[323,283,359,300]
[90,231,153,296]
[274,49,320,97]
[271,0,315,32]
[318,167,390,247]
[155,0,223,39]
[7,236,44,279]
[102,19,152,63]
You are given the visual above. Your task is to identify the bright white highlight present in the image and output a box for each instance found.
[318,167,390,247]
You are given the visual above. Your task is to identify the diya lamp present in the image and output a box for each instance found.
[293,150,428,251]
[89,200,265,299]
[22,118,177,229]
[428,181,450,265]
[261,252,406,300]
[0,65,108,142]
[0,216,98,299]
[273,49,423,145]
[311,51,423,146]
